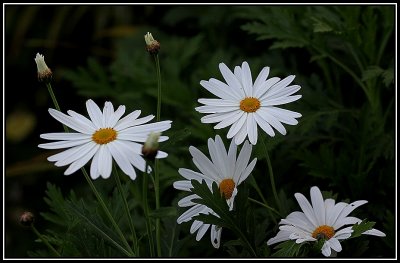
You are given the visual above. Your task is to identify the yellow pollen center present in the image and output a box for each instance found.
[219,179,236,199]
[312,225,335,240]
[240,97,260,113]
[92,128,117,145]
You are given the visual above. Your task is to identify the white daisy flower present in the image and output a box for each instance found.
[267,186,386,257]
[195,61,302,145]
[173,135,257,248]
[38,99,172,180]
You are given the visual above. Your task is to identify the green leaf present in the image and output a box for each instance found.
[270,240,307,257]
[149,206,177,218]
[311,17,334,32]
[350,219,376,239]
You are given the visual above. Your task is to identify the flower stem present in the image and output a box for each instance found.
[30,225,61,257]
[261,136,283,214]
[44,82,134,256]
[143,163,155,257]
[46,83,68,132]
[153,53,162,257]
[113,164,139,256]
[81,168,135,256]
[248,197,281,217]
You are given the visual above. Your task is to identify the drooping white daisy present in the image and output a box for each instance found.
[173,135,257,248]
[195,61,302,145]
[267,186,386,257]
[38,99,172,180]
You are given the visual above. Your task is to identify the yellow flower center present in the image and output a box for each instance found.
[219,179,236,199]
[312,225,335,240]
[92,128,117,145]
[240,97,260,113]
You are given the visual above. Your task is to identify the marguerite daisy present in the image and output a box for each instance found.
[173,135,257,248]
[195,61,302,145]
[38,99,172,180]
[267,186,386,257]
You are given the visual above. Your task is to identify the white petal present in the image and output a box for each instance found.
[198,98,238,107]
[122,120,171,134]
[253,67,270,95]
[196,224,210,241]
[332,200,368,229]
[261,75,295,99]
[195,105,238,114]
[241,61,253,97]
[267,85,301,101]
[326,202,347,227]
[233,140,252,183]
[334,226,353,240]
[107,142,136,180]
[86,99,104,129]
[233,123,248,145]
[190,220,203,233]
[362,228,386,237]
[326,238,342,253]
[263,95,302,106]
[67,110,97,131]
[254,77,280,98]
[108,105,126,128]
[281,211,315,233]
[267,230,291,246]
[199,79,238,100]
[55,142,98,167]
[237,158,257,185]
[254,112,275,137]
[64,144,98,175]
[47,145,86,162]
[211,225,222,248]
[294,192,318,228]
[218,63,245,98]
[38,139,90,150]
[178,194,199,207]
[257,108,287,135]
[201,111,238,124]
[102,101,114,128]
[310,186,325,226]
[246,113,257,145]
[113,110,141,131]
[178,168,212,183]
[40,132,91,141]
[155,151,168,159]
[227,139,237,177]
[207,137,227,179]
[214,110,243,129]
[173,180,193,191]
[267,107,301,125]
[321,242,332,257]
[334,216,361,229]
[227,112,247,139]
[189,146,221,182]
[177,204,205,224]
[90,150,101,179]
[49,108,94,134]
[98,146,112,179]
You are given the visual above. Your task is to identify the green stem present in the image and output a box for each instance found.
[248,197,281,217]
[81,168,135,256]
[113,164,139,256]
[231,225,257,257]
[143,163,155,257]
[153,53,162,257]
[261,136,282,213]
[248,175,277,224]
[46,83,68,132]
[31,225,61,257]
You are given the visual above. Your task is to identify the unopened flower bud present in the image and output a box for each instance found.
[34,53,52,83]
[144,32,160,55]
[19,211,35,227]
[142,132,161,161]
